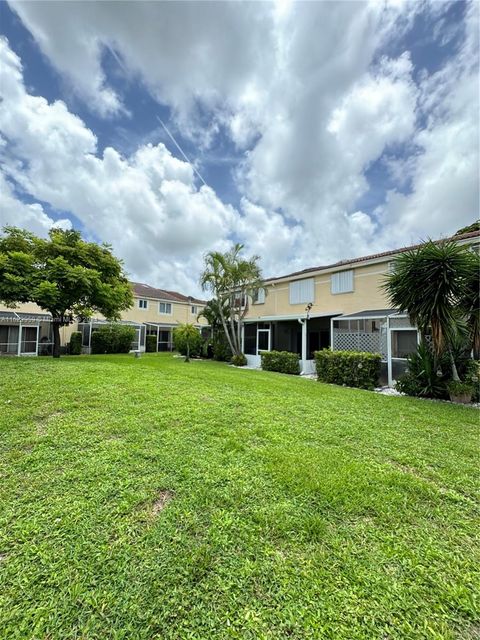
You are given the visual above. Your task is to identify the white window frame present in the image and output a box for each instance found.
[158,301,172,315]
[289,278,314,305]
[331,270,354,295]
[191,305,198,315]
[138,299,148,310]
[253,287,265,304]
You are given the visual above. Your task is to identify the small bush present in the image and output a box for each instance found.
[464,360,480,402]
[91,324,136,354]
[146,334,157,353]
[395,341,448,399]
[314,349,381,389]
[212,333,232,361]
[231,353,247,367]
[69,331,82,355]
[173,325,203,357]
[261,350,300,375]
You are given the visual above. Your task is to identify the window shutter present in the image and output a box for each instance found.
[289,278,314,304]
[331,270,354,294]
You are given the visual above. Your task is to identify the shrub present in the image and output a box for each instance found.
[69,331,82,355]
[146,334,157,353]
[212,333,232,361]
[314,349,381,389]
[395,341,448,399]
[464,360,480,402]
[261,350,300,375]
[231,353,247,367]
[173,325,203,357]
[91,324,136,354]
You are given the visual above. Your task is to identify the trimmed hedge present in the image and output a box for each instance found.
[146,334,157,353]
[231,353,247,367]
[261,350,300,375]
[314,349,381,389]
[69,331,82,355]
[91,324,136,354]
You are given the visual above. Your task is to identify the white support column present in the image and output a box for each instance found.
[241,324,245,353]
[17,323,22,356]
[157,325,160,352]
[330,317,335,351]
[387,315,392,387]
[301,319,307,363]
[88,320,92,352]
[35,325,39,356]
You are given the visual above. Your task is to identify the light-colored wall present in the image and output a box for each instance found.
[246,259,392,319]
[120,296,207,326]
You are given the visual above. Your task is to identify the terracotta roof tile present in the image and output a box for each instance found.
[131,282,206,304]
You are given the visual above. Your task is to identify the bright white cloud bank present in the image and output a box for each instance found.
[1,1,479,293]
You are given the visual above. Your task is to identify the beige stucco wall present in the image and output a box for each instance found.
[117,296,207,326]
[246,259,392,320]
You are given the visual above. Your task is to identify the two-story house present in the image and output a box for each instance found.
[0,282,207,356]
[242,230,479,385]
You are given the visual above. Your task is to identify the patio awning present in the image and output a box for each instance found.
[144,322,178,328]
[80,318,143,327]
[0,311,52,323]
[336,309,401,320]
[244,312,343,323]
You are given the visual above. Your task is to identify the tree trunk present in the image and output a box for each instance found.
[52,321,61,359]
[448,347,460,382]
[217,297,236,356]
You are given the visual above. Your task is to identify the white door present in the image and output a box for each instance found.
[256,328,271,355]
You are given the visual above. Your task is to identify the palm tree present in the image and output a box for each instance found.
[384,240,474,381]
[200,244,263,357]
[173,323,201,362]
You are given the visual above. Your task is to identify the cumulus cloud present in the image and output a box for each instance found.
[1,0,478,290]
[0,37,237,294]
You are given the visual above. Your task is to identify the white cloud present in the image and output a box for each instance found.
[0,37,236,295]
[1,0,478,290]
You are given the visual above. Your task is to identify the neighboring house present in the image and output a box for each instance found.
[242,230,480,385]
[0,282,207,356]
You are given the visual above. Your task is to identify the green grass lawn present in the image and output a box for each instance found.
[0,354,479,639]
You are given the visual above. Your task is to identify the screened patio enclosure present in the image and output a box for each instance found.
[0,311,54,356]
[242,314,338,374]
[145,323,175,351]
[78,319,146,353]
[331,309,419,386]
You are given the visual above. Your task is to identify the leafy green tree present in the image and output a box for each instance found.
[0,227,133,358]
[200,244,263,357]
[173,323,202,362]
[384,240,476,381]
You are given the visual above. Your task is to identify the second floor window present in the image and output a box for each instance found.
[138,299,148,309]
[191,305,198,315]
[289,278,314,304]
[331,270,354,294]
[159,302,172,314]
[253,287,265,304]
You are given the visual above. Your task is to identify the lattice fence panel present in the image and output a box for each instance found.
[333,332,382,355]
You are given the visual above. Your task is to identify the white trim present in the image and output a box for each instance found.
[244,312,342,323]
[256,326,271,355]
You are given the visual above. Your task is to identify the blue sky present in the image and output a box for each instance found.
[0,1,478,294]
